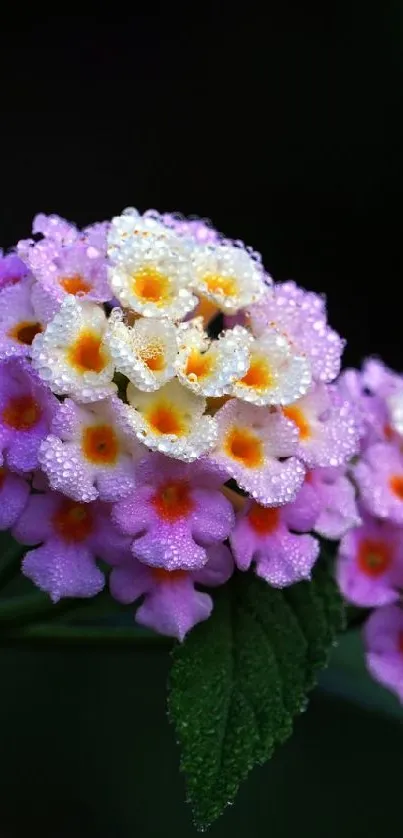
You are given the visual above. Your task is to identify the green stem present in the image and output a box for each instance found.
[2,622,169,644]
[0,590,54,625]
[0,543,26,590]
[0,587,127,627]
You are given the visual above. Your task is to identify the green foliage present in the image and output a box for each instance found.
[169,560,344,830]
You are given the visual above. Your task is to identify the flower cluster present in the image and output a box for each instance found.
[336,359,403,701]
[0,208,360,640]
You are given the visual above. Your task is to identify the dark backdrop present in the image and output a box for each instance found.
[0,9,403,837]
[1,9,402,369]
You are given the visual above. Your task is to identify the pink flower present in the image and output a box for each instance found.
[209,399,305,507]
[39,397,140,503]
[112,454,235,571]
[353,443,403,525]
[338,367,390,449]
[336,514,403,606]
[248,280,345,383]
[282,383,360,468]
[13,491,131,602]
[364,605,403,703]
[230,492,320,587]
[0,251,29,292]
[0,359,58,474]
[109,543,234,640]
[0,279,44,360]
[0,467,30,530]
[18,214,111,322]
[305,467,360,540]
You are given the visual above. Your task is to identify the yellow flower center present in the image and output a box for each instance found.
[145,401,187,436]
[82,424,119,465]
[225,426,264,469]
[240,354,273,390]
[132,268,171,304]
[203,273,238,298]
[59,274,93,295]
[185,349,214,380]
[283,405,311,440]
[68,330,107,374]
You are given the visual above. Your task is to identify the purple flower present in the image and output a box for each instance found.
[361,358,402,399]
[0,359,57,473]
[248,280,345,383]
[338,367,391,450]
[0,250,29,292]
[18,214,111,322]
[306,467,360,540]
[0,467,30,529]
[364,605,403,703]
[353,443,403,525]
[39,397,140,503]
[336,514,403,606]
[283,383,360,468]
[0,278,44,361]
[109,542,234,640]
[13,491,131,602]
[230,493,320,587]
[209,398,305,507]
[112,454,235,571]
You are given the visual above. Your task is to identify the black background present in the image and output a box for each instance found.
[1,8,402,370]
[0,9,403,836]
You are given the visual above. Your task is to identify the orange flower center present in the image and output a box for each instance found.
[203,273,237,298]
[283,405,311,440]
[138,342,166,372]
[0,467,6,490]
[240,355,273,390]
[151,480,194,522]
[398,631,403,654]
[151,567,188,583]
[185,349,213,380]
[132,269,171,304]
[389,474,403,501]
[248,504,280,535]
[225,426,264,469]
[8,320,43,345]
[82,424,119,465]
[2,395,41,431]
[68,330,107,374]
[357,538,392,577]
[194,296,219,327]
[146,403,186,436]
[384,423,394,441]
[53,499,94,542]
[59,274,93,295]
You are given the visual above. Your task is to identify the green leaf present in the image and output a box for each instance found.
[168,560,344,830]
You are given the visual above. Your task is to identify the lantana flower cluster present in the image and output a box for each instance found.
[336,360,403,702]
[0,209,360,640]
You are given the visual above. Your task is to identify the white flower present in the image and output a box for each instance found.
[123,378,218,461]
[107,210,198,321]
[107,208,178,253]
[31,296,116,402]
[176,320,251,397]
[388,390,403,437]
[105,310,178,392]
[190,244,269,313]
[231,328,312,406]
[209,399,305,506]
